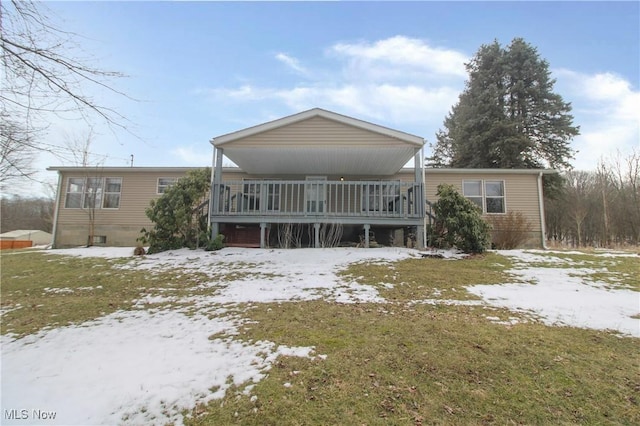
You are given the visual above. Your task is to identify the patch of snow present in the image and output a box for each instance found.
[0,304,22,317]
[1,309,315,425]
[410,299,484,307]
[43,287,74,294]
[77,286,102,291]
[47,246,138,258]
[132,295,178,306]
[496,249,572,265]
[469,250,640,337]
[418,248,468,259]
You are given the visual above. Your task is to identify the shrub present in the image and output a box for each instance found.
[488,211,532,249]
[205,233,225,251]
[139,168,211,254]
[430,184,492,254]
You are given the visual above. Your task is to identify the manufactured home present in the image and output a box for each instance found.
[49,109,552,249]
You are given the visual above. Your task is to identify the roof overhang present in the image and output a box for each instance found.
[46,167,201,173]
[420,168,558,175]
[211,108,424,176]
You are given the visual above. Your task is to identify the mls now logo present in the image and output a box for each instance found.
[4,409,57,420]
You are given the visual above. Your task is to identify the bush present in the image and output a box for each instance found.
[488,211,532,249]
[430,184,491,254]
[205,233,225,251]
[139,168,211,254]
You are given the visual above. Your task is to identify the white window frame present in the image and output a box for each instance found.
[157,177,178,194]
[462,179,506,214]
[102,178,122,209]
[484,180,506,214]
[64,177,122,210]
[462,180,483,211]
[361,181,401,212]
[65,178,85,208]
[305,176,326,214]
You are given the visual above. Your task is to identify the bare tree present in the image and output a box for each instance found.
[63,129,105,246]
[0,195,54,233]
[564,170,593,247]
[603,149,640,244]
[1,0,132,184]
[0,113,36,187]
[546,149,640,248]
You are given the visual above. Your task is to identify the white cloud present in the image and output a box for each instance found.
[331,35,468,79]
[275,53,309,75]
[202,36,467,138]
[203,37,637,170]
[555,69,639,170]
[210,83,459,138]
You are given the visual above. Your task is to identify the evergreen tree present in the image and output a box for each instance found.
[431,38,579,170]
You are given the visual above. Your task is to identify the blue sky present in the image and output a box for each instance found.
[29,1,640,193]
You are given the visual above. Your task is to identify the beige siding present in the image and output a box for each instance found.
[227,116,411,148]
[54,167,545,248]
[416,171,543,247]
[55,170,192,247]
[422,173,540,224]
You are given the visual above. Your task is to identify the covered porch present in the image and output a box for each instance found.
[208,108,427,248]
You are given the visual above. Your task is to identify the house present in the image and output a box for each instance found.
[47,167,196,247]
[48,108,553,249]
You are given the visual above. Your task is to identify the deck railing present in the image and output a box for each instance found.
[211,180,424,219]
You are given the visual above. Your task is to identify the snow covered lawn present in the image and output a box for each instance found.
[468,249,639,337]
[1,247,638,425]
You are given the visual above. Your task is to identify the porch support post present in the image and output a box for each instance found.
[314,223,320,248]
[415,145,427,250]
[363,224,370,248]
[414,149,422,182]
[260,222,267,249]
[211,146,224,238]
[416,225,425,249]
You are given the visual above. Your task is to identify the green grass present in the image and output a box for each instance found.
[187,301,640,425]
[339,252,518,301]
[517,250,640,291]
[0,251,210,337]
[2,249,638,425]
[185,253,639,425]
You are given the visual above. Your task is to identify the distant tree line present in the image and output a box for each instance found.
[546,150,640,247]
[0,196,54,233]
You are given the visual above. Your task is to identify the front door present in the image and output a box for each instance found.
[305,176,326,214]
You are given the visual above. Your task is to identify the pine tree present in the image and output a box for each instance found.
[431,38,579,170]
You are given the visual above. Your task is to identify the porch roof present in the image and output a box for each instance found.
[210,108,425,176]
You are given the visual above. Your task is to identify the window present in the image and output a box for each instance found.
[92,235,107,244]
[83,177,103,209]
[65,178,84,208]
[264,182,280,211]
[462,181,483,210]
[362,182,401,211]
[462,180,506,214]
[305,177,326,213]
[242,182,261,211]
[157,177,178,194]
[64,177,122,209]
[484,181,505,213]
[103,178,122,209]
